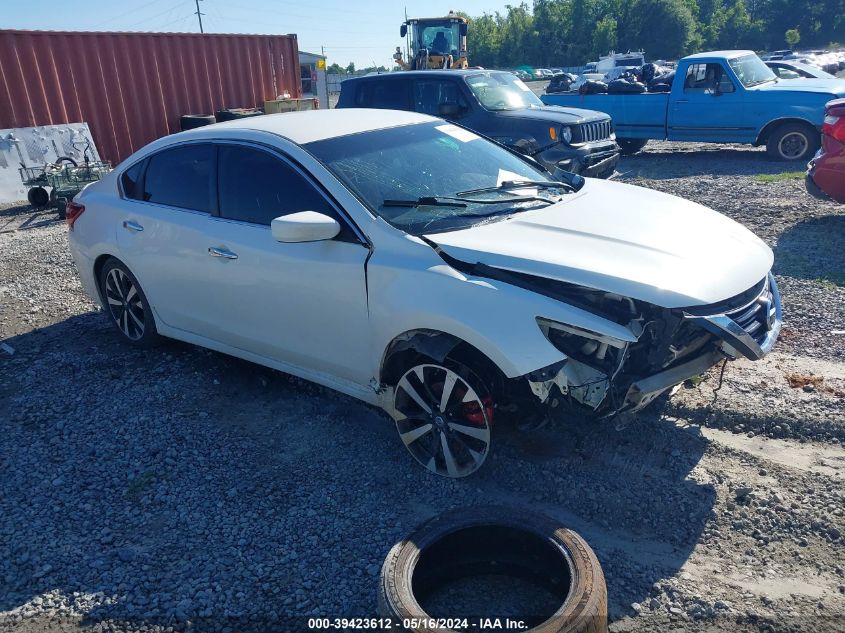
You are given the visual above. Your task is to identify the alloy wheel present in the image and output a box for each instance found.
[104,268,145,341]
[778,131,808,160]
[393,363,491,478]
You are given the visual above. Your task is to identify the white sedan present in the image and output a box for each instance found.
[67,109,781,477]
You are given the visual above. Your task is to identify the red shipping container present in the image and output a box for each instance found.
[0,30,301,163]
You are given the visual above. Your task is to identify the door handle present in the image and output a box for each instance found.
[122,220,144,232]
[675,99,689,103]
[208,246,238,260]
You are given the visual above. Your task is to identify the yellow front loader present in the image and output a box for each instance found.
[394,12,469,70]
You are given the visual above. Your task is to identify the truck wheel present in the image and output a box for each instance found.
[766,123,819,161]
[617,139,648,155]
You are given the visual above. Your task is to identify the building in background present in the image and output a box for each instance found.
[299,51,328,109]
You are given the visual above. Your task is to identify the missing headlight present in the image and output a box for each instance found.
[537,318,629,371]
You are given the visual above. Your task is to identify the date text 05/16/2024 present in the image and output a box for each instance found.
[307,617,529,630]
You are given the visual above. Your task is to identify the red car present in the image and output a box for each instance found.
[806,98,845,203]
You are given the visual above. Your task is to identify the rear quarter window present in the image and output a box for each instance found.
[120,161,144,200]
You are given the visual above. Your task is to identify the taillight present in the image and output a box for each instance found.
[822,114,845,142]
[65,201,85,231]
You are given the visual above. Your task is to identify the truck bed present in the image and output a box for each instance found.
[541,93,669,140]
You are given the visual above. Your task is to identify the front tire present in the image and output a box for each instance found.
[391,360,493,478]
[766,122,819,161]
[98,258,158,347]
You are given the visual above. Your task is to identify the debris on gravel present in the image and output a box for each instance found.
[1,142,844,633]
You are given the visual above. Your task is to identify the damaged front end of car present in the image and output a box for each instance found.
[524,272,782,419]
[444,256,782,420]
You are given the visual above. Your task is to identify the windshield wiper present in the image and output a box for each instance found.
[456,180,573,196]
[383,192,559,208]
[382,196,467,208]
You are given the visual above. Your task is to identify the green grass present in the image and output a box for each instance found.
[817,275,845,289]
[126,470,156,500]
[753,171,804,183]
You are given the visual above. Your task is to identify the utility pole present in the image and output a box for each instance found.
[194,0,204,33]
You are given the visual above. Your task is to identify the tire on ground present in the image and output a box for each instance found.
[379,505,608,633]
[98,257,159,347]
[617,139,648,155]
[180,114,216,131]
[766,122,820,162]
[27,186,50,209]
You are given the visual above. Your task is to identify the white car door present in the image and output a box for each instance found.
[115,143,219,335]
[201,142,372,385]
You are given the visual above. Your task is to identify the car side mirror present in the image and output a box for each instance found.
[271,211,340,243]
[459,22,468,36]
[400,24,407,37]
[438,103,464,117]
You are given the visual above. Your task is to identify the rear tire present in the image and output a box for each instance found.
[98,258,159,347]
[617,139,648,155]
[766,122,819,161]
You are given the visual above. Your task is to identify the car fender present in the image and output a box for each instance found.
[366,240,638,379]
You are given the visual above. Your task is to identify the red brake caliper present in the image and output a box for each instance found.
[461,396,494,427]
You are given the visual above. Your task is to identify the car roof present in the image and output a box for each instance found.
[175,109,436,145]
[683,50,755,61]
[345,69,511,80]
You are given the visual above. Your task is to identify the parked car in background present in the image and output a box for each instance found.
[67,109,782,478]
[336,69,620,177]
[765,61,837,80]
[806,98,845,203]
[542,50,845,161]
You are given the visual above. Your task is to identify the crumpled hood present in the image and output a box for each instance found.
[427,178,773,309]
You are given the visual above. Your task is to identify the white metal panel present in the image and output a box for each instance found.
[0,123,100,203]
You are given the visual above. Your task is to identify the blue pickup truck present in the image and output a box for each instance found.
[542,50,845,161]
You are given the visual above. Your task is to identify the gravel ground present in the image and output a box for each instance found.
[1,142,844,633]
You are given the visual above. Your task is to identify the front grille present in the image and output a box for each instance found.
[724,285,776,345]
[680,274,781,360]
[574,120,613,143]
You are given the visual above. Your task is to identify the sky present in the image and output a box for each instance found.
[3,0,507,68]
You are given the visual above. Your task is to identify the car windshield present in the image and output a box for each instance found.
[465,72,544,111]
[304,122,563,235]
[794,62,835,78]
[728,54,777,86]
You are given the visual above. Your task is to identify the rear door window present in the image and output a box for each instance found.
[355,80,411,110]
[143,144,215,213]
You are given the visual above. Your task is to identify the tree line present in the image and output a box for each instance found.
[460,0,844,68]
